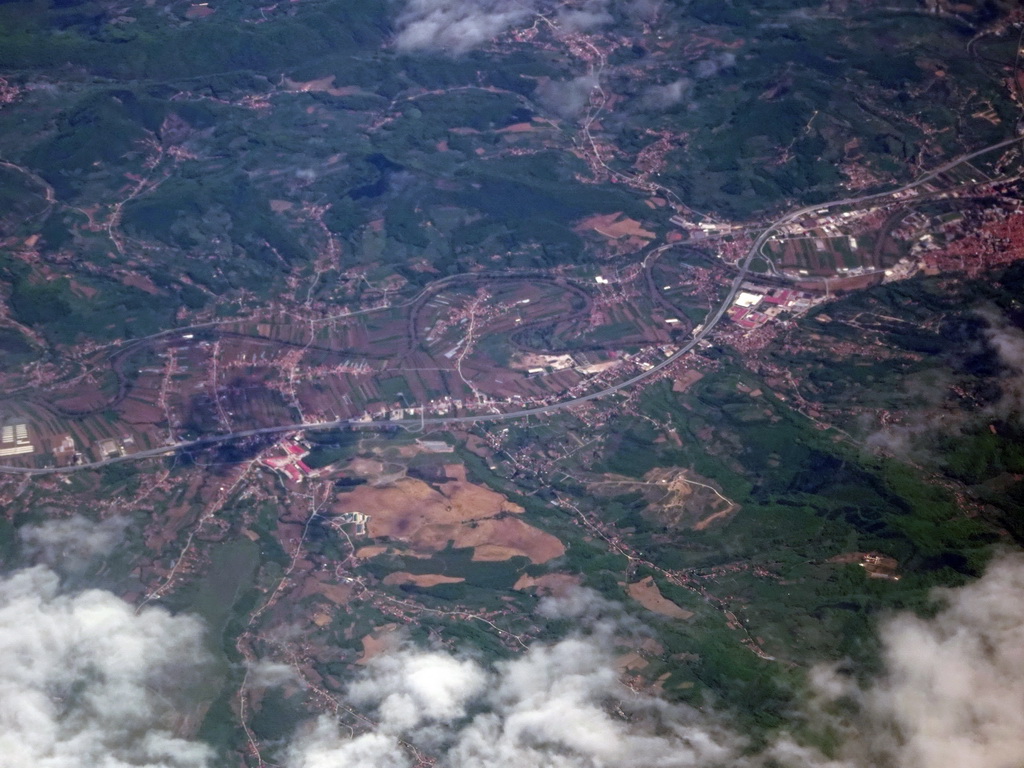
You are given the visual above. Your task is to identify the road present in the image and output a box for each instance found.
[2,135,1021,477]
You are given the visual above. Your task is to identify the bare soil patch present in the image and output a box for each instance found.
[617,652,649,674]
[355,545,389,559]
[121,273,161,294]
[443,463,467,482]
[498,122,536,133]
[317,582,355,604]
[282,75,363,96]
[628,576,694,620]
[576,212,655,240]
[693,507,733,530]
[119,400,165,425]
[465,518,564,564]
[672,369,704,393]
[513,572,581,594]
[382,572,465,587]
[333,475,562,563]
[53,390,112,413]
[347,458,386,477]
[357,624,399,665]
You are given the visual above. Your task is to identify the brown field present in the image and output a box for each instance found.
[355,545,390,559]
[347,458,386,477]
[616,652,649,674]
[672,369,704,393]
[382,572,465,587]
[576,212,655,240]
[617,637,665,679]
[332,474,563,563]
[466,518,564,564]
[185,4,215,18]
[119,399,165,425]
[357,624,399,665]
[693,507,734,530]
[282,75,363,96]
[121,273,161,294]
[336,475,520,533]
[462,434,493,460]
[443,463,466,482]
[52,390,114,413]
[627,577,694,620]
[317,582,356,605]
[513,572,581,594]
[498,122,536,133]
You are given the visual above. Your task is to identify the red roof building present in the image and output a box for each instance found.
[284,442,307,457]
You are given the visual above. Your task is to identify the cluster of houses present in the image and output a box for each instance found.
[260,440,316,483]
[727,283,817,330]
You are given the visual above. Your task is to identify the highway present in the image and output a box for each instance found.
[2,134,1021,477]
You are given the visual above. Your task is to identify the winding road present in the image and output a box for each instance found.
[2,134,1021,477]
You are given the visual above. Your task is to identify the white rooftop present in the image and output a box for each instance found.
[734,291,764,308]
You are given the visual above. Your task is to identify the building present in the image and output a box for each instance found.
[733,291,764,309]
[53,434,75,456]
[261,440,315,483]
[336,511,369,536]
[97,438,123,460]
[0,421,34,457]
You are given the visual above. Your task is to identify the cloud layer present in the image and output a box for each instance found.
[859,552,1024,768]
[393,0,660,53]
[537,74,600,118]
[0,566,214,768]
[6,544,1022,768]
[867,310,1024,458]
[980,309,1024,422]
[287,618,740,768]
[394,0,535,54]
[286,555,1024,768]
[19,514,128,573]
[642,78,692,110]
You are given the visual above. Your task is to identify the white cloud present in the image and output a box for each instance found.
[394,0,652,54]
[287,719,409,768]
[245,659,303,689]
[394,0,536,54]
[980,310,1024,422]
[286,559,1024,768]
[695,51,736,78]
[858,552,1024,768]
[2,553,1014,768]
[0,566,214,768]
[348,649,487,733]
[627,0,662,22]
[642,78,692,109]
[449,633,740,768]
[286,594,744,768]
[537,74,601,118]
[868,310,1024,458]
[19,514,128,573]
[556,0,613,32]
[535,581,620,619]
